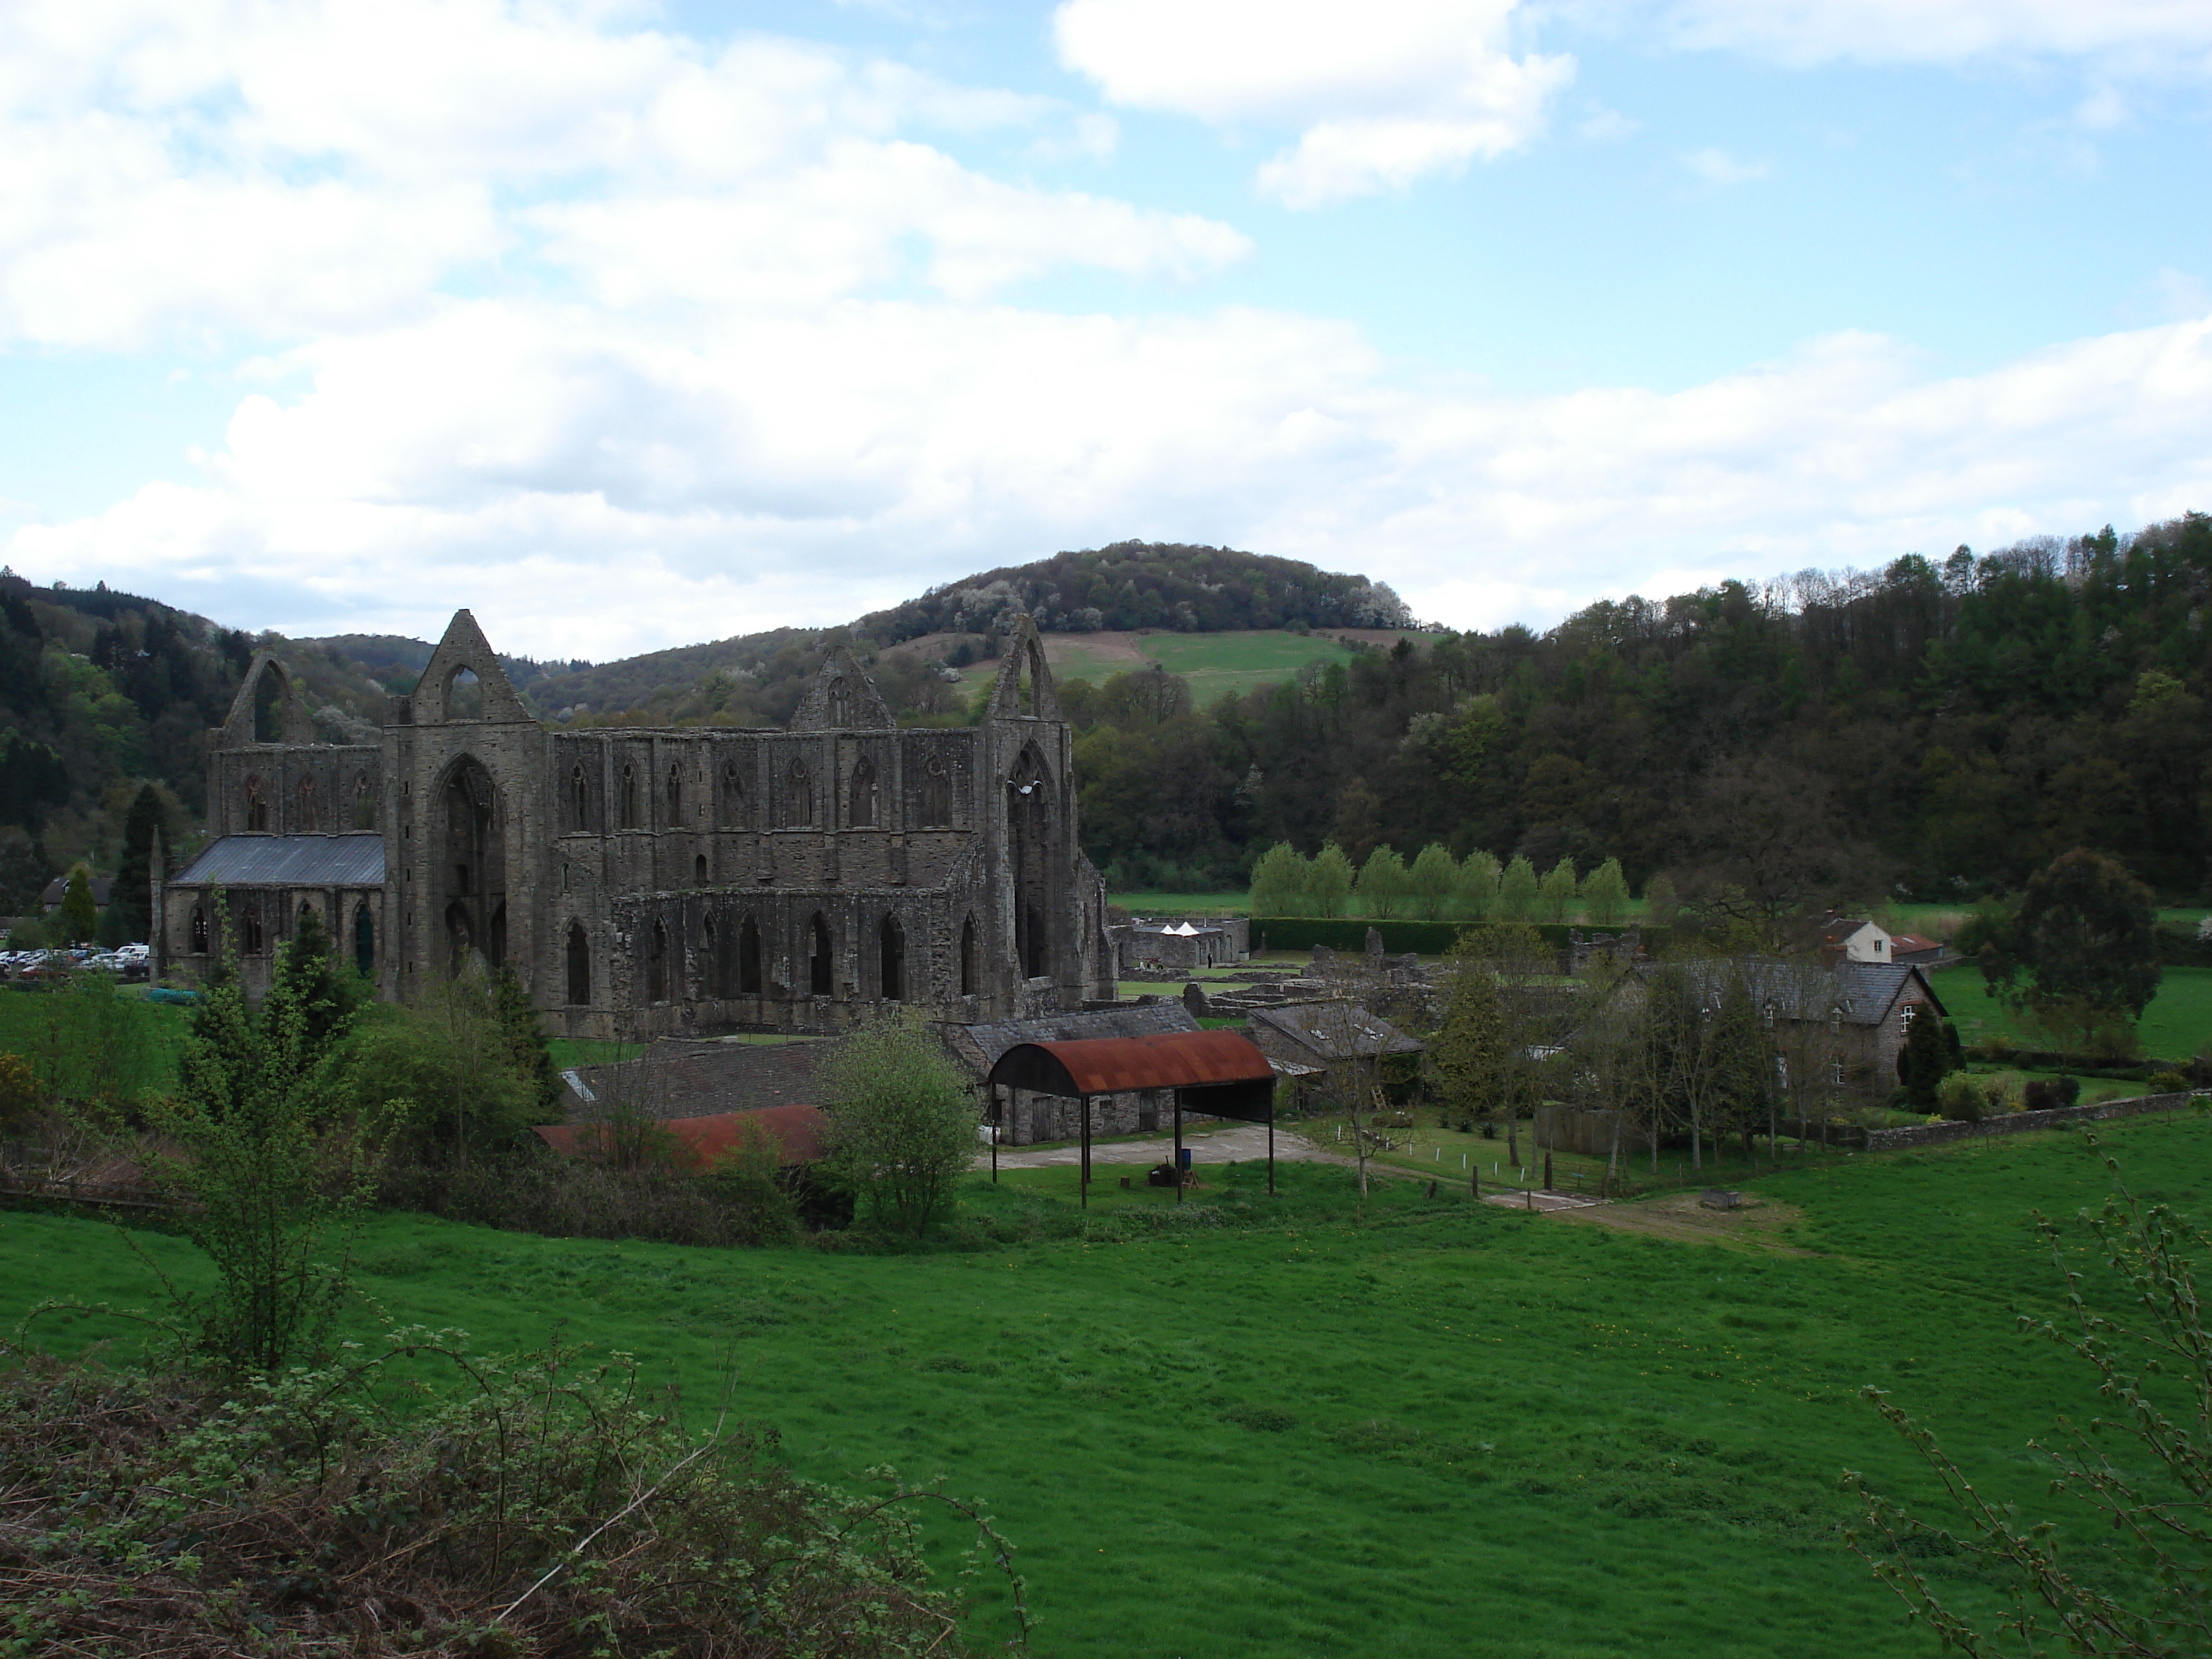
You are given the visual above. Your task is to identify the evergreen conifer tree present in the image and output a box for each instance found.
[493,964,561,1117]
[114,784,167,943]
[55,864,97,945]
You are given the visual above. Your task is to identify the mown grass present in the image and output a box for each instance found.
[1932,963,2212,1063]
[9,1115,2209,1656]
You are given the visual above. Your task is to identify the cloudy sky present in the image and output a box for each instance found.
[2,0,2208,659]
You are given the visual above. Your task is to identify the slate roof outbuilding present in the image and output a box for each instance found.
[562,1038,832,1122]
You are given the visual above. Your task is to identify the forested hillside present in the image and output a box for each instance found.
[1068,516,2212,906]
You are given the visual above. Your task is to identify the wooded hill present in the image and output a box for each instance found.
[5,518,2207,917]
[1065,516,2212,906]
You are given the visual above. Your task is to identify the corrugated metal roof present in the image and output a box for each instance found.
[946,1003,1199,1077]
[989,1028,1273,1096]
[171,834,386,887]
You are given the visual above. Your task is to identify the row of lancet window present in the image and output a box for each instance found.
[243,774,376,833]
[562,914,979,1006]
[185,899,376,976]
[566,755,953,834]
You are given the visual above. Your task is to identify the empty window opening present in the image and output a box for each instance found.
[352,773,375,830]
[245,776,268,832]
[785,760,813,827]
[190,905,209,953]
[959,914,976,997]
[849,757,877,827]
[244,903,266,955]
[454,862,471,895]
[620,764,639,829]
[354,903,375,977]
[648,920,669,1003]
[566,921,591,1005]
[295,777,318,832]
[695,852,708,884]
[739,917,762,994]
[665,761,683,825]
[252,665,285,742]
[446,666,484,720]
[808,914,833,996]
[879,913,904,1002]
[570,765,591,832]
[720,760,747,827]
[829,679,852,726]
[919,756,950,826]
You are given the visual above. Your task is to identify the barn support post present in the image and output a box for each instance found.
[1174,1092,1184,1205]
[1081,1093,1091,1209]
[991,1083,999,1183]
[1267,1111,1275,1197]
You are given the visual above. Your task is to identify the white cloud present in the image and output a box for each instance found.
[1683,146,1770,185]
[0,3,1232,349]
[1640,0,2212,70]
[14,301,2212,654]
[1053,0,1573,205]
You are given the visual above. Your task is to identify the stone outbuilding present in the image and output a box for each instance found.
[942,1002,1201,1144]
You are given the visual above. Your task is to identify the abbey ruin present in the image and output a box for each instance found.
[155,610,1118,1035]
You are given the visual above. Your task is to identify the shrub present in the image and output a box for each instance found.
[818,1012,978,1237]
[1938,1072,1983,1123]
[2149,1070,2190,1094]
[0,1335,1018,1657]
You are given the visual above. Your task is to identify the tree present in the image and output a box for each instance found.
[1898,1006,1949,1112]
[1643,871,1679,929]
[1356,845,1409,918]
[492,963,561,1118]
[148,925,371,1375]
[1249,841,1309,917]
[1582,858,1630,926]
[113,783,167,944]
[1496,855,1540,922]
[816,1013,976,1237]
[340,966,540,1170]
[1848,1163,2212,1656]
[2002,849,2163,1046]
[54,863,97,945]
[1454,850,1500,921]
[1328,777,1384,867]
[1407,844,1458,921]
[1306,842,1355,918]
[1430,925,1555,1171]
[1537,857,1578,923]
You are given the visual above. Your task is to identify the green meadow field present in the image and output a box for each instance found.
[1932,963,2212,1063]
[10,1114,2207,1657]
[958,628,1419,707]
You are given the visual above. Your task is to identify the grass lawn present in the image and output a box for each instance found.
[11,1116,2209,1656]
[1932,963,2212,1063]
[959,630,1421,708]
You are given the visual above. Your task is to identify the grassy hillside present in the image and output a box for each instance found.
[949,627,1423,707]
[10,1114,2206,1656]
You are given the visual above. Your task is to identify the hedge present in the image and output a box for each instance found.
[1249,917,1665,956]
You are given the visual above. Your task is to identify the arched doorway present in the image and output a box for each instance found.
[354,902,375,977]
[808,914,833,996]
[739,917,762,994]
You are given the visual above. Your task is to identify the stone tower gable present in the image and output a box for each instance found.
[984,615,1060,721]
[789,643,895,731]
[217,649,317,746]
[412,610,535,725]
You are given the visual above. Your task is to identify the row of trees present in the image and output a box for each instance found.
[1249,840,1649,925]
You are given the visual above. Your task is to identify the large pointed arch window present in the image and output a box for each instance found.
[244,775,268,832]
[665,762,683,826]
[720,760,748,828]
[785,760,813,827]
[879,913,904,1002]
[620,764,639,829]
[918,756,950,826]
[739,917,762,994]
[295,776,317,832]
[570,765,591,832]
[849,757,877,827]
[647,920,670,1003]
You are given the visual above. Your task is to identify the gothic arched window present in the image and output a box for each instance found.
[295,776,317,832]
[620,764,639,830]
[244,775,268,832]
[739,917,762,994]
[785,760,813,828]
[849,757,877,828]
[190,905,209,954]
[352,771,375,830]
[808,913,833,995]
[720,760,747,828]
[918,756,950,826]
[879,913,904,1002]
[665,762,683,826]
[648,920,670,1003]
[570,765,591,832]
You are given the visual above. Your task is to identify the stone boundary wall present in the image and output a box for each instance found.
[1864,1091,2201,1152]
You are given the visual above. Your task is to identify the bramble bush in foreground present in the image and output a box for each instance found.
[0,1328,1024,1658]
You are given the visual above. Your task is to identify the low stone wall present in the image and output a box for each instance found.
[1864,1091,2199,1152]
